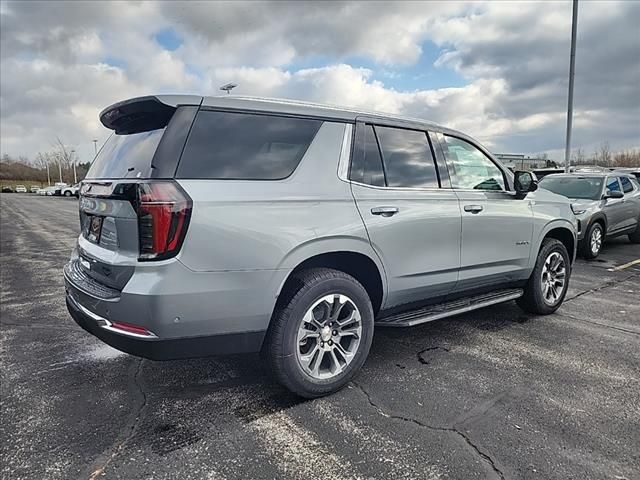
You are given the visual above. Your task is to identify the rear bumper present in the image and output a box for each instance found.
[65,291,266,360]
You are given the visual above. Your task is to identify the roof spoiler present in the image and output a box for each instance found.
[99,95,202,134]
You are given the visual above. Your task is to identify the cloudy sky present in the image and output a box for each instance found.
[1,0,639,164]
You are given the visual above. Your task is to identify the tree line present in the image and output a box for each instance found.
[1,139,91,185]
[571,142,640,168]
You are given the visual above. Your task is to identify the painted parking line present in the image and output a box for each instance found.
[608,259,640,271]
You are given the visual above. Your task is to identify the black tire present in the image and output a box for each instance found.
[517,238,571,315]
[64,191,71,197]
[262,267,374,398]
[629,222,640,244]
[580,222,604,259]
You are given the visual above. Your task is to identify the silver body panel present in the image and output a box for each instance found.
[67,95,579,352]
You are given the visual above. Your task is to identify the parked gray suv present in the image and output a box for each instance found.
[64,95,577,397]
[539,173,640,258]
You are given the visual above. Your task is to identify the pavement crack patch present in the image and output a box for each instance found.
[86,359,148,480]
[351,381,506,480]
[565,272,639,302]
[417,346,450,365]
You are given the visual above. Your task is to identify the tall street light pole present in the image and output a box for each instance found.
[93,139,98,156]
[564,0,579,173]
[71,149,77,184]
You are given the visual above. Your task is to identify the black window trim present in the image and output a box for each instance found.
[175,107,327,181]
[348,120,444,191]
[438,133,512,193]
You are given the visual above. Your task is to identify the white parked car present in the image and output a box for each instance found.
[30,185,40,193]
[38,186,58,196]
[15,185,27,193]
[61,184,79,197]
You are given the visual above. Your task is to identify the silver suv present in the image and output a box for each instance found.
[539,172,640,258]
[64,95,577,397]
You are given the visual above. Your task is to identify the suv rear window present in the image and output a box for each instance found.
[86,129,165,179]
[177,111,322,180]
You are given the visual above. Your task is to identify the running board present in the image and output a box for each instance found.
[375,288,524,327]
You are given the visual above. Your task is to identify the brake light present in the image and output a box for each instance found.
[136,181,192,261]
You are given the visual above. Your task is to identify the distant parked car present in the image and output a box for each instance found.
[30,185,40,193]
[539,172,640,258]
[38,186,58,196]
[1,186,14,193]
[61,184,79,197]
[15,185,27,193]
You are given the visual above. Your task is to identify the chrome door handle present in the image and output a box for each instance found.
[371,206,399,217]
[464,204,483,214]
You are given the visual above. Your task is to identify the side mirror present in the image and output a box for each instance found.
[604,189,624,199]
[514,170,538,199]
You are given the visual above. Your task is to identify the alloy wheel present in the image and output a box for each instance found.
[296,294,362,380]
[540,251,567,306]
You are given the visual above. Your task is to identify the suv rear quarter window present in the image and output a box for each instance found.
[177,110,322,180]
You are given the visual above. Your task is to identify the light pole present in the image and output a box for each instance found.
[220,83,238,94]
[564,0,579,172]
[46,163,51,186]
[71,149,77,184]
[92,139,98,156]
[57,157,63,183]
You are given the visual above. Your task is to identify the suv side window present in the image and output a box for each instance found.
[606,177,621,193]
[375,126,438,188]
[350,124,385,187]
[442,135,505,191]
[177,110,322,180]
[620,176,634,193]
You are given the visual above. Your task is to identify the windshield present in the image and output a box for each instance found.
[539,176,603,200]
[86,128,165,179]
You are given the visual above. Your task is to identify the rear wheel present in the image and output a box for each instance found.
[263,268,374,398]
[517,238,570,315]
[580,222,604,259]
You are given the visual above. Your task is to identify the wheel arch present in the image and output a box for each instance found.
[275,242,387,316]
[540,222,576,264]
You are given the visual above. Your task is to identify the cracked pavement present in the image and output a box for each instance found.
[1,194,639,480]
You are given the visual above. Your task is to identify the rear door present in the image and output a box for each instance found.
[436,133,534,291]
[349,121,461,308]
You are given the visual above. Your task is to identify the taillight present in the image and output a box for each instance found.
[136,181,192,261]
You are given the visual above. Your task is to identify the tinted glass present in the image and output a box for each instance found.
[620,176,634,193]
[375,126,438,188]
[606,177,621,192]
[86,129,165,179]
[442,136,505,191]
[539,176,603,200]
[178,111,322,179]
[350,124,385,186]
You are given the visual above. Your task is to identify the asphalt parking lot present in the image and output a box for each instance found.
[1,193,639,480]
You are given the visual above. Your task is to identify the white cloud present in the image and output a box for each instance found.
[1,0,638,163]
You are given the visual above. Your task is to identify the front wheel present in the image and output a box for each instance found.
[64,191,71,197]
[262,268,374,398]
[517,238,571,315]
[629,221,640,244]
[580,222,604,259]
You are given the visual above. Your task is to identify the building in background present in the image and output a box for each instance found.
[495,153,558,171]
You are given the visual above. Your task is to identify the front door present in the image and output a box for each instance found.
[603,177,628,233]
[437,134,534,292]
[349,122,461,308]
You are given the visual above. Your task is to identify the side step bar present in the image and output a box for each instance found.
[375,288,524,327]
